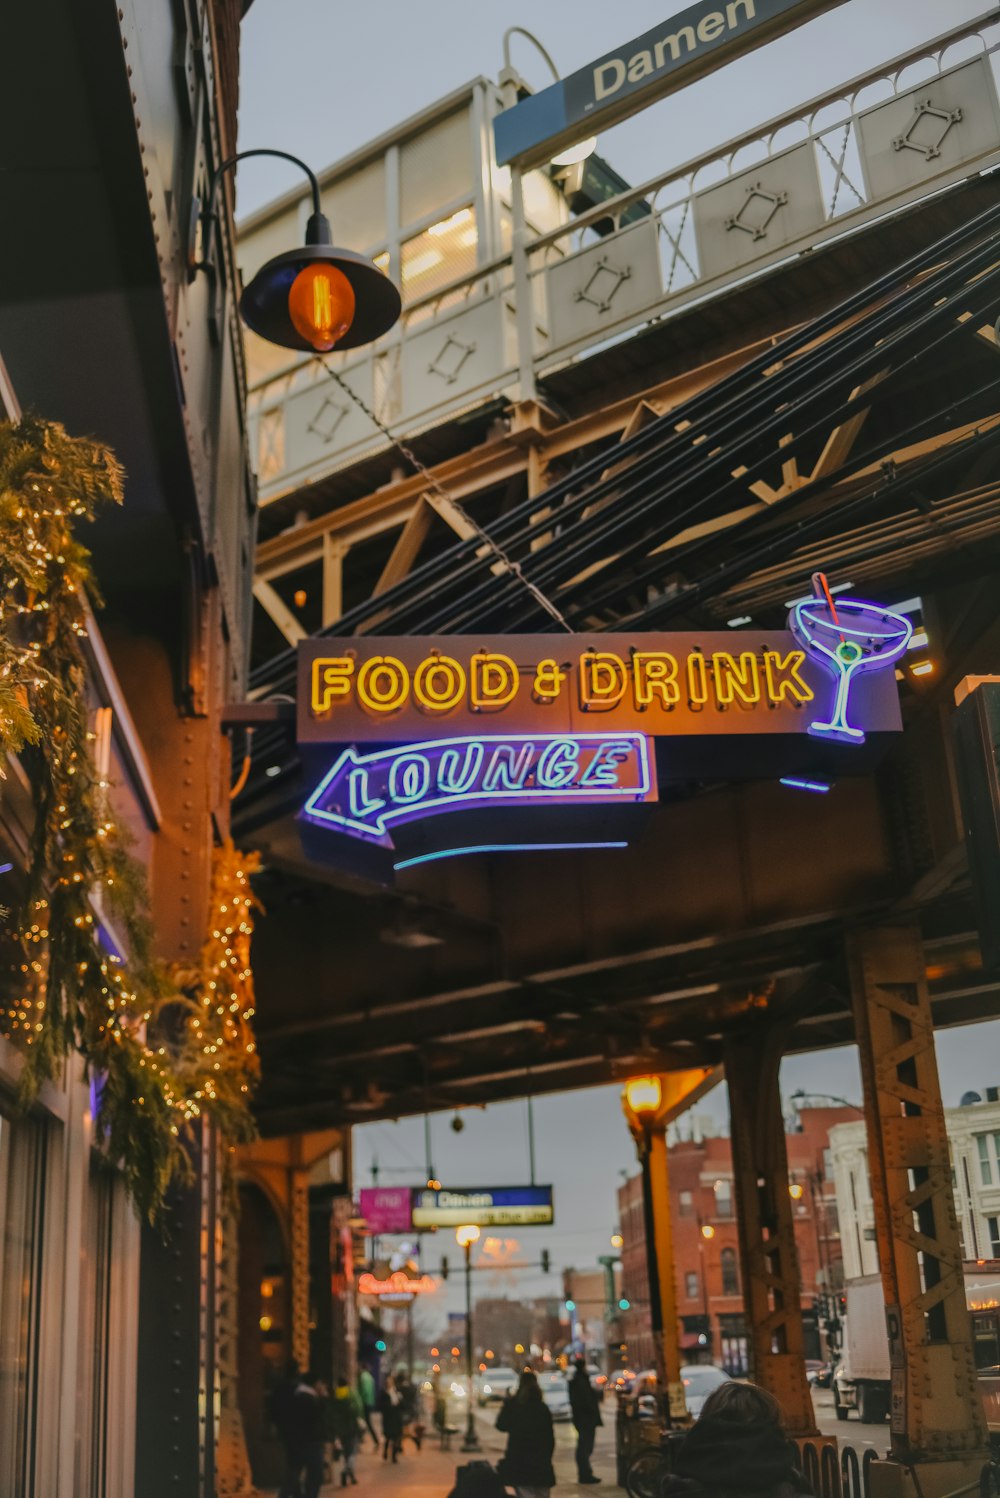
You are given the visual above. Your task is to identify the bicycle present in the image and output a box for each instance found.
[624,1430,687,1498]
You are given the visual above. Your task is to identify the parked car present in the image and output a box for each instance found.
[541,1372,573,1421]
[680,1364,731,1417]
[807,1362,834,1388]
[478,1367,518,1405]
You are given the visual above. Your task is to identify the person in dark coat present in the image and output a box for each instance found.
[660,1382,813,1498]
[379,1372,405,1463]
[496,1368,557,1498]
[266,1357,302,1498]
[287,1371,328,1498]
[569,1359,603,1484]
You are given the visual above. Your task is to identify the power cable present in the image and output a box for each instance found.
[317,359,572,632]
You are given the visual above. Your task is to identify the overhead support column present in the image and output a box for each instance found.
[622,1068,719,1424]
[848,926,988,1498]
[723,1026,818,1437]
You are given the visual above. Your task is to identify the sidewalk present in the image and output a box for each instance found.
[259,1409,620,1497]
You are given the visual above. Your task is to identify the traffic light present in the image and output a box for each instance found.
[618,1298,630,1311]
[565,1299,575,1312]
[541,1248,550,1274]
[375,1339,387,1353]
[440,1255,449,1281]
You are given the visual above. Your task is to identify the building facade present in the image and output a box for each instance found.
[830,1092,1000,1280]
[618,1104,853,1375]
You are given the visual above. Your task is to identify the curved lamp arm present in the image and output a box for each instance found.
[187,147,329,280]
[501,27,561,86]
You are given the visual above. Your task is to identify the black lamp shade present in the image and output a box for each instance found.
[240,243,401,352]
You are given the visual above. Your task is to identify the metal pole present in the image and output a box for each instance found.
[646,1128,686,1424]
[461,1242,481,1451]
[527,1094,537,1187]
[637,1139,667,1421]
[509,165,538,404]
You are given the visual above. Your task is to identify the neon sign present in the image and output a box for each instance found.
[302,732,656,846]
[358,1271,438,1297]
[790,574,912,745]
[297,626,903,749]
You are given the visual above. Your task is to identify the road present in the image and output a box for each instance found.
[810,1387,889,1449]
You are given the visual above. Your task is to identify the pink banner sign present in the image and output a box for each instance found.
[359,1187,413,1235]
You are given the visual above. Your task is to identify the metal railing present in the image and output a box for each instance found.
[247,9,1000,505]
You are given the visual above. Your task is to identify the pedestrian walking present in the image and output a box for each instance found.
[329,1375,363,1486]
[569,1359,602,1484]
[659,1382,813,1498]
[379,1372,405,1463]
[288,1371,328,1498]
[396,1368,425,1450]
[496,1368,557,1498]
[266,1357,303,1498]
[357,1363,379,1449]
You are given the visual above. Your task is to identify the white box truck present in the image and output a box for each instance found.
[833,1268,1000,1427]
[832,1275,891,1424]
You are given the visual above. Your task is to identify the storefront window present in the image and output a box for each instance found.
[74,1161,115,1497]
[0,1107,46,1496]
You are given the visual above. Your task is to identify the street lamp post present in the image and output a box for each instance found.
[456,1224,482,1452]
[622,1075,688,1426]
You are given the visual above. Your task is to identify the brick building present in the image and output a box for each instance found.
[617,1104,853,1374]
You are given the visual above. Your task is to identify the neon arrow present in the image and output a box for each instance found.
[301,732,656,845]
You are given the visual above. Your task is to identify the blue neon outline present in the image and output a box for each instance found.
[789,595,912,745]
[301,732,654,840]
[0,862,12,874]
[394,841,629,871]
[779,777,831,794]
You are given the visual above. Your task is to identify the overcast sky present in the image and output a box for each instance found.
[236,0,987,216]
[237,2,999,1334]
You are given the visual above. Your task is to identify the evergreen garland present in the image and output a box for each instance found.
[0,416,259,1220]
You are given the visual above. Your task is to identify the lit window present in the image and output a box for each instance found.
[678,1191,693,1218]
[714,1179,733,1218]
[401,206,478,303]
[685,1271,699,1299]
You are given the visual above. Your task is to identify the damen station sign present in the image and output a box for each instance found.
[492,0,850,168]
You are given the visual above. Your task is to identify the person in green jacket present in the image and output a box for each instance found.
[357,1365,379,1449]
[329,1377,363,1486]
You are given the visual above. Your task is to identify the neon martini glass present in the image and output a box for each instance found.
[789,580,912,745]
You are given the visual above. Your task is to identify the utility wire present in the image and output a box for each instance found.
[317,359,572,632]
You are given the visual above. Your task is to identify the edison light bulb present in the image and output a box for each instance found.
[288,262,355,351]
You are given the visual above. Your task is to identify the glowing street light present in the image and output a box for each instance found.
[187,149,400,353]
[623,1075,663,1117]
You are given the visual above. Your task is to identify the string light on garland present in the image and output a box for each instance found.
[0,417,260,1220]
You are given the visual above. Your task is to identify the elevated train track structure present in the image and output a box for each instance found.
[232,12,1000,1483]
